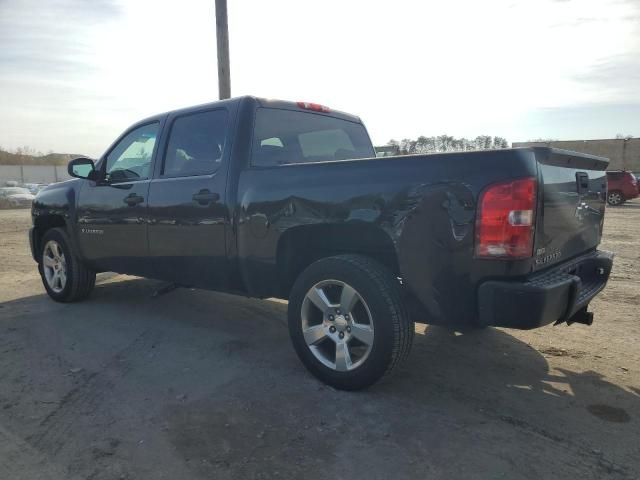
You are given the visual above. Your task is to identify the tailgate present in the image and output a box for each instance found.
[532,148,608,271]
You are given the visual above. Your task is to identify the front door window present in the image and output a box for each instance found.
[105,123,159,182]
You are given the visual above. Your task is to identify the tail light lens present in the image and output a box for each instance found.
[475,177,537,259]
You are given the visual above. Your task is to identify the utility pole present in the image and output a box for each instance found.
[215,0,231,99]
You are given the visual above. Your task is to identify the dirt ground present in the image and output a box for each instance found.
[0,203,638,480]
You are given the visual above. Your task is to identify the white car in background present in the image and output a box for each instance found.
[0,187,36,208]
[24,183,48,195]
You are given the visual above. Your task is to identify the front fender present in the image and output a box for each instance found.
[31,179,83,260]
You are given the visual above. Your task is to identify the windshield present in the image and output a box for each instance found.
[251,108,375,167]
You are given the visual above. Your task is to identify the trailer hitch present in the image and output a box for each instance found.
[566,307,594,326]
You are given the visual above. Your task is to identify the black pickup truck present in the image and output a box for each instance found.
[30,96,613,390]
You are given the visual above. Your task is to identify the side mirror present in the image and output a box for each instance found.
[68,157,97,180]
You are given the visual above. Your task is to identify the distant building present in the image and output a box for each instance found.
[513,138,640,172]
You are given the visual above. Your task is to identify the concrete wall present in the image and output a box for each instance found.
[0,165,71,185]
[513,138,640,171]
[0,165,22,184]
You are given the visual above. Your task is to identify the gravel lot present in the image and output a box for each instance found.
[1,203,638,480]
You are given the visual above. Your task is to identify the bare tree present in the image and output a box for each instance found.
[385,134,510,155]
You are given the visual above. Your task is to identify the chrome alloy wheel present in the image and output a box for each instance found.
[608,191,622,205]
[43,240,67,293]
[301,280,375,372]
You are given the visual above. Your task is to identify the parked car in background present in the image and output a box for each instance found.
[0,186,35,208]
[24,183,48,195]
[606,170,639,206]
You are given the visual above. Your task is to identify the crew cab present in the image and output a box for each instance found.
[30,96,614,390]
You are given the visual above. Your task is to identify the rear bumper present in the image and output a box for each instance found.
[477,250,614,329]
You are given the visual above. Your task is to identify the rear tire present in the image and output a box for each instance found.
[607,190,624,206]
[39,227,96,302]
[288,255,413,390]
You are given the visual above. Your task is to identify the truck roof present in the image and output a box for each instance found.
[253,97,362,123]
[135,96,362,126]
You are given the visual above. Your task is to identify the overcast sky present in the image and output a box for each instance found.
[0,0,639,157]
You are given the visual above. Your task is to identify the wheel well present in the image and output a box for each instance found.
[33,215,66,261]
[276,224,399,299]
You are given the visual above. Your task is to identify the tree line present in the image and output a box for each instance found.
[387,135,509,154]
[0,146,78,166]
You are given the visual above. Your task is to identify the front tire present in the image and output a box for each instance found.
[39,227,96,302]
[607,190,624,206]
[288,255,413,390]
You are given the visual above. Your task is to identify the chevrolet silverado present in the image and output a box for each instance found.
[30,97,614,389]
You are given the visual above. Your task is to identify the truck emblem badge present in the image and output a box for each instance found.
[575,201,589,221]
[535,250,562,265]
[81,228,104,235]
[574,198,601,223]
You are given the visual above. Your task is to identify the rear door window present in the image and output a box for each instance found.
[162,110,228,177]
[251,108,374,167]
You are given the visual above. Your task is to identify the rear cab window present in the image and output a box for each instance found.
[251,108,375,167]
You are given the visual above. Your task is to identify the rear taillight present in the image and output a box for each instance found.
[475,177,537,259]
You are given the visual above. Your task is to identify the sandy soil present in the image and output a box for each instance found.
[0,203,638,480]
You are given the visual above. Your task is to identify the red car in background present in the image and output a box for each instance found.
[606,170,639,206]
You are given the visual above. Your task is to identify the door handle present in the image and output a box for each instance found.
[124,193,144,206]
[192,189,220,205]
